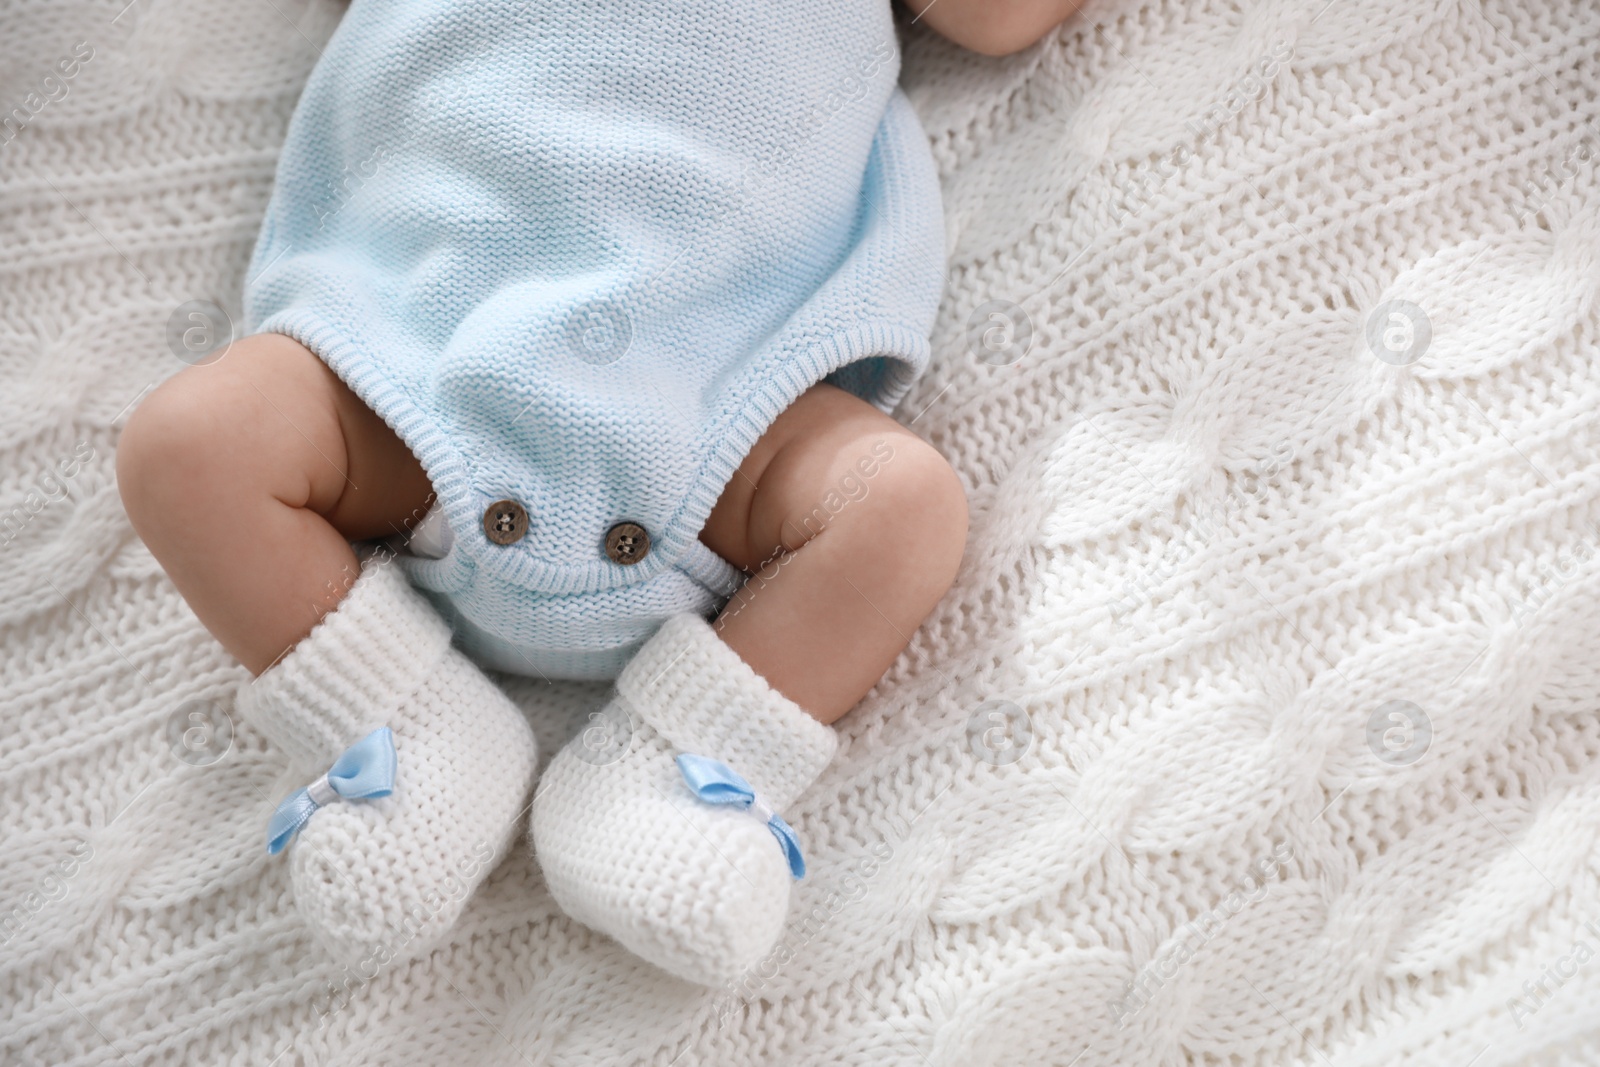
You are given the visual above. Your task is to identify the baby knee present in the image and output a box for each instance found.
[870,435,969,565]
[880,436,967,525]
[115,368,241,518]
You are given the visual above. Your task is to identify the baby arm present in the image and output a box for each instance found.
[903,0,1087,56]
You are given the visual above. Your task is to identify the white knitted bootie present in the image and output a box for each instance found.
[530,612,837,986]
[238,554,538,966]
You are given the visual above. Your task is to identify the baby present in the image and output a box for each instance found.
[117,0,1083,985]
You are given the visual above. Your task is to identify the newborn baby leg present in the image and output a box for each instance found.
[699,381,971,725]
[116,331,433,675]
[117,335,537,965]
[532,382,966,985]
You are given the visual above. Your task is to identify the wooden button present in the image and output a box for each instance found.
[483,499,529,545]
[604,521,650,565]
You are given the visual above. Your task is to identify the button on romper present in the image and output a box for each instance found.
[242,0,947,681]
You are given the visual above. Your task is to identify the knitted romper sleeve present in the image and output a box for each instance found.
[241,0,947,681]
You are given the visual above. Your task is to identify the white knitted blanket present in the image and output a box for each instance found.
[6,0,1600,1063]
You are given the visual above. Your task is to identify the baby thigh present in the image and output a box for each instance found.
[115,332,433,673]
[697,383,969,723]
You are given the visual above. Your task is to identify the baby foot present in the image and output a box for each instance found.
[239,554,538,966]
[531,612,837,986]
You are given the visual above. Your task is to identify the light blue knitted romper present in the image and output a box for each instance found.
[242,0,945,681]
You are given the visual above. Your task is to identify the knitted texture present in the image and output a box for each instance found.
[616,615,837,808]
[6,0,1600,1064]
[532,612,838,985]
[239,0,946,679]
[237,555,539,966]
[236,550,455,773]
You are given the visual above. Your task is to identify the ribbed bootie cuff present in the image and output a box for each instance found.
[236,555,454,772]
[615,613,837,809]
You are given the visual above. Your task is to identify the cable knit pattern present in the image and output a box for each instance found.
[533,612,838,985]
[6,0,1600,1063]
[237,554,539,966]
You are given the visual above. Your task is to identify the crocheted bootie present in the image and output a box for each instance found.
[238,554,538,966]
[530,612,837,986]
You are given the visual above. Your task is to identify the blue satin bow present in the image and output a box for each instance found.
[675,753,806,879]
[267,727,397,854]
